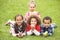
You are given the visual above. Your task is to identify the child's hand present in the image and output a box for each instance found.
[43,31,48,37]
[31,27,35,31]
[18,32,24,38]
[31,24,35,31]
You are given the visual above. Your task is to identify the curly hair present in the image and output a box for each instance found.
[27,15,41,25]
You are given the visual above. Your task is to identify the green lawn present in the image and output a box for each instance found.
[0,0,60,40]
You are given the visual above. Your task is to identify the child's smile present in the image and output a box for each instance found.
[16,16,23,26]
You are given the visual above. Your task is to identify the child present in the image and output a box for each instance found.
[8,14,27,38]
[40,16,56,37]
[5,0,41,24]
[26,15,41,36]
[24,0,41,22]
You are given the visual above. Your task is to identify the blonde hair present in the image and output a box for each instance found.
[28,0,36,7]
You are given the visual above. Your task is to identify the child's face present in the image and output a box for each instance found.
[29,4,36,11]
[44,20,51,28]
[30,18,37,26]
[16,16,23,26]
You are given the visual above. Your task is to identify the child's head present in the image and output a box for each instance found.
[27,15,41,26]
[28,1,36,11]
[43,16,52,28]
[15,14,23,26]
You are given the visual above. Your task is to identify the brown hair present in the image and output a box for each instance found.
[15,14,23,21]
[14,14,27,33]
[43,16,52,23]
[27,15,41,25]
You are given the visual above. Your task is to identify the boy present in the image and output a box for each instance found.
[40,16,56,37]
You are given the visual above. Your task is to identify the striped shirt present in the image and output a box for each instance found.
[24,11,40,21]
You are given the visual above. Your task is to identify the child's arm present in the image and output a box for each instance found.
[37,12,41,19]
[36,25,41,32]
[24,12,29,22]
[27,30,33,35]
[26,24,33,35]
[33,25,41,36]
[48,28,53,36]
[40,27,44,35]
[33,29,40,36]
[5,19,15,26]
[11,28,19,36]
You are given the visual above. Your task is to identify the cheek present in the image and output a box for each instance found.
[34,22,37,25]
[45,24,50,27]
[31,22,37,25]
[29,7,31,9]
[16,21,22,25]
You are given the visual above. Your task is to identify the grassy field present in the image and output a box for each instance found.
[0,0,60,40]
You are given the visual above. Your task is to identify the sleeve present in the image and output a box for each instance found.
[11,28,19,36]
[24,12,29,21]
[6,19,15,27]
[48,28,53,36]
[40,27,44,35]
[22,32,26,36]
[35,25,41,32]
[33,29,40,36]
[26,24,31,32]
[37,12,41,18]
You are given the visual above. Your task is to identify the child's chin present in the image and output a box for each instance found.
[31,25,35,27]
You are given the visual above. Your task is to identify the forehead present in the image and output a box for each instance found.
[44,20,50,23]
[31,18,37,21]
[16,16,22,20]
[29,4,35,7]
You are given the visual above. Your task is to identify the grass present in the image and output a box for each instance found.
[0,0,60,40]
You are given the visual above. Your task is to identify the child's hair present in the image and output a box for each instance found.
[27,15,41,25]
[15,14,23,20]
[28,0,36,7]
[14,14,27,33]
[43,16,52,23]
[14,21,27,33]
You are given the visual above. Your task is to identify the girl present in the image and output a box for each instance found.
[26,15,41,36]
[5,0,41,24]
[24,0,41,22]
[9,14,27,38]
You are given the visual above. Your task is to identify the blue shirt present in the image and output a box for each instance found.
[40,24,53,36]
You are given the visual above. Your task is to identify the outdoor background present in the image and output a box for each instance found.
[0,0,60,40]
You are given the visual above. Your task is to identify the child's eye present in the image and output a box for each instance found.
[31,7,35,8]
[16,19,22,21]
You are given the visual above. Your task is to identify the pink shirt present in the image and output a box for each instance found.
[24,11,40,21]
